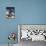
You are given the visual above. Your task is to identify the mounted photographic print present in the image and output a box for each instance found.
[18,24,46,42]
[6,7,15,19]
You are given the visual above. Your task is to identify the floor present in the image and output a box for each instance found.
[19,39,46,46]
[0,44,18,46]
[0,40,46,46]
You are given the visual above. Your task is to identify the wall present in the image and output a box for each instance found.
[0,0,18,44]
[16,0,46,24]
[0,0,46,44]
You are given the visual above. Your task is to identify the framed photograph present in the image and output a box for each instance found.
[6,7,15,19]
[18,24,46,42]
